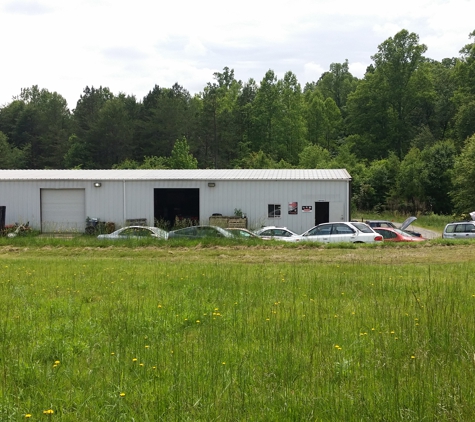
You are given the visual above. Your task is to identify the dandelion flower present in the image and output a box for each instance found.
[411,355,416,359]
[25,414,32,418]
[120,392,126,397]
[43,409,54,415]
[54,360,60,365]
[132,358,137,362]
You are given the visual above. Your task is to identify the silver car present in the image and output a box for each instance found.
[301,222,383,244]
[167,225,233,239]
[97,226,168,240]
[442,221,475,239]
[254,226,302,242]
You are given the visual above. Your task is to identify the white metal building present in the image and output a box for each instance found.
[0,169,352,234]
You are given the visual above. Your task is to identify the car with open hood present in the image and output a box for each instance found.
[365,216,421,237]
[373,227,426,242]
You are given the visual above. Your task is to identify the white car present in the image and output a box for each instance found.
[301,222,383,244]
[254,226,302,242]
[97,226,168,240]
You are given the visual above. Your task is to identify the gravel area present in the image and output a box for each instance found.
[403,225,441,239]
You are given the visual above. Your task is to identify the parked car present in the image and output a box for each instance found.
[373,227,426,242]
[97,226,168,240]
[365,216,421,237]
[226,228,261,239]
[254,226,302,242]
[301,222,383,244]
[442,221,475,239]
[168,225,233,239]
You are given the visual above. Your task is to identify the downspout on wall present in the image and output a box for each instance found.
[348,178,352,221]
[123,179,126,225]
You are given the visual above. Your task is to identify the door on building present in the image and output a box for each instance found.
[41,189,86,233]
[154,188,199,230]
[314,201,329,226]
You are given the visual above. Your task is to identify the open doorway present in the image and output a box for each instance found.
[154,188,199,229]
[314,201,329,226]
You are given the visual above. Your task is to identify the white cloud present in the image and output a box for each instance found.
[0,0,473,108]
[348,62,368,79]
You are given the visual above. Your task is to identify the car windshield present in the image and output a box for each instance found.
[352,222,374,233]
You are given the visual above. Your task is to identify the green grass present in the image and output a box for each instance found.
[1,242,475,420]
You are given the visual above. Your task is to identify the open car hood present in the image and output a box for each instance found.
[400,216,417,230]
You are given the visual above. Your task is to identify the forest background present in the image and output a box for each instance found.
[2,29,475,216]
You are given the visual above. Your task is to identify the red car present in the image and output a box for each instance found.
[374,227,426,242]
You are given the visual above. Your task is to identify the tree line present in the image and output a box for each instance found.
[1,29,475,216]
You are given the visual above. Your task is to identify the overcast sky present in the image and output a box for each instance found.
[0,0,473,109]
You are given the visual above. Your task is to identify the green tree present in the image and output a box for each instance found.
[113,155,169,169]
[63,134,92,169]
[451,30,475,144]
[139,84,196,160]
[273,71,308,164]
[168,137,198,169]
[233,150,279,169]
[420,140,455,214]
[451,134,475,214]
[86,95,136,168]
[392,147,428,212]
[0,131,26,168]
[2,86,72,168]
[71,86,114,168]
[426,58,457,141]
[199,68,242,168]
[234,78,258,162]
[316,60,358,112]
[298,144,331,168]
[251,70,280,157]
[304,88,326,145]
[354,153,400,211]
[322,97,342,150]
[347,30,434,159]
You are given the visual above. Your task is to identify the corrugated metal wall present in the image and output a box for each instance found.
[0,178,349,234]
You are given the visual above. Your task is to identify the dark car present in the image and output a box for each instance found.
[226,228,261,239]
[167,225,233,239]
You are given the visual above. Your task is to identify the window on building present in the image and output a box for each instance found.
[268,204,281,218]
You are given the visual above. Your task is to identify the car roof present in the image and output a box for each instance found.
[256,226,297,233]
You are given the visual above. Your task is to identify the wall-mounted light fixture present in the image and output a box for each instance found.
[93,182,102,188]
[208,182,216,188]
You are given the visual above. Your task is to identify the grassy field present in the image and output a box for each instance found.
[1,239,475,421]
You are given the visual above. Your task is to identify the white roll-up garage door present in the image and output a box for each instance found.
[41,189,86,233]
